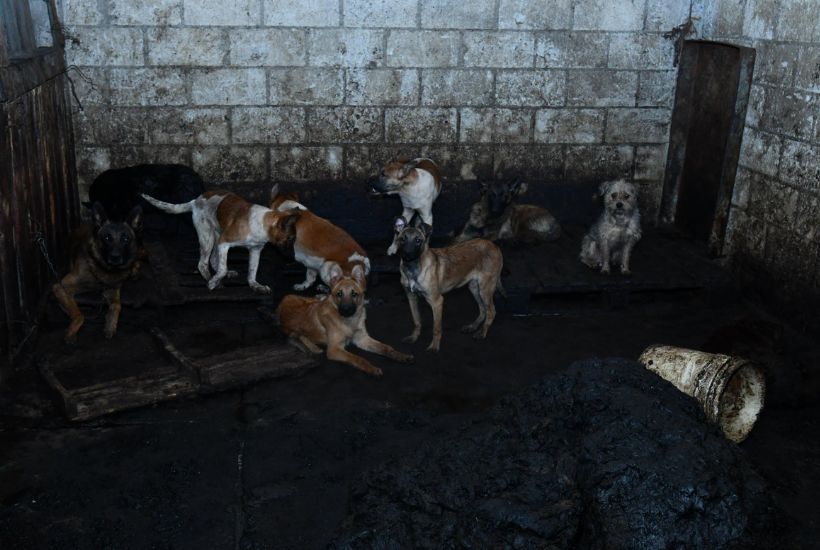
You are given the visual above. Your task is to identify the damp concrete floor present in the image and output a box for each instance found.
[1,268,819,549]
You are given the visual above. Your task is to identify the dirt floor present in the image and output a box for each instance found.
[1,239,820,548]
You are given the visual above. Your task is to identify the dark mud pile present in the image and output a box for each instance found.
[335,359,785,549]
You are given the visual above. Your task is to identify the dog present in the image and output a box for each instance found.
[52,203,142,344]
[269,185,370,291]
[141,190,300,293]
[275,264,413,376]
[86,164,203,234]
[394,216,504,352]
[580,179,641,274]
[453,179,561,243]
[370,157,442,255]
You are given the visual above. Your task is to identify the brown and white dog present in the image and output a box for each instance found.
[580,179,642,274]
[370,157,442,255]
[269,185,370,291]
[454,179,561,243]
[394,216,504,352]
[141,190,299,293]
[276,264,413,376]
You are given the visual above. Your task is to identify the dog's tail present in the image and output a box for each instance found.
[140,193,195,214]
[496,278,507,298]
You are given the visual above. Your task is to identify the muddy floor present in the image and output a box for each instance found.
[1,264,819,548]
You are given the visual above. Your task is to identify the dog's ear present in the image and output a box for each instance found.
[269,184,279,203]
[597,180,614,199]
[327,263,344,288]
[394,216,407,234]
[280,212,300,235]
[410,214,423,228]
[126,205,143,235]
[351,264,366,288]
[511,179,528,196]
[91,202,108,230]
[397,158,419,179]
[420,223,433,239]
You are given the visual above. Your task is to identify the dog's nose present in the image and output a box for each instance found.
[616,201,624,209]
[339,303,357,317]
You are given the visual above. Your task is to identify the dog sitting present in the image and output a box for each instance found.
[276,264,413,376]
[269,185,370,292]
[52,203,142,343]
[141,190,300,293]
[370,157,442,255]
[394,216,504,352]
[580,179,641,274]
[454,178,561,243]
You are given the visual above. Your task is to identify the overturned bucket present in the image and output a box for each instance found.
[639,345,766,443]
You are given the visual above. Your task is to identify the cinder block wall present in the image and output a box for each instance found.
[56,0,705,218]
[702,0,820,321]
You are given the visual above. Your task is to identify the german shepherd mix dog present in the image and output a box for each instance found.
[53,203,142,344]
[580,179,641,275]
[269,185,370,291]
[370,157,442,255]
[394,216,504,352]
[454,179,561,243]
[141,190,300,294]
[276,265,413,377]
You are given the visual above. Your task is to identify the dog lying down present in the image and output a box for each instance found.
[141,190,300,293]
[580,179,642,275]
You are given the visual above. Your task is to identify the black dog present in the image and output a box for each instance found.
[52,203,143,343]
[86,164,204,235]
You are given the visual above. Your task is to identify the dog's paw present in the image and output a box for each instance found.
[63,333,78,345]
[403,333,419,343]
[396,353,414,363]
[387,244,397,256]
[600,265,611,275]
[250,283,272,295]
[207,277,222,290]
[472,331,487,340]
[364,366,384,377]
[426,342,440,352]
[104,328,116,340]
[620,267,632,275]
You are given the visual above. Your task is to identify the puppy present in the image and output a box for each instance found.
[370,157,442,255]
[580,179,641,274]
[454,179,561,243]
[276,265,413,376]
[269,185,370,291]
[395,216,504,352]
[141,190,299,293]
[52,203,142,344]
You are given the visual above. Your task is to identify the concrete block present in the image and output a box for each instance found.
[271,146,344,181]
[230,29,306,66]
[147,108,229,145]
[535,32,608,68]
[110,0,182,26]
[739,127,781,177]
[796,45,820,93]
[780,139,820,190]
[386,31,460,67]
[567,70,637,107]
[344,0,418,28]
[709,0,747,37]
[534,108,603,143]
[634,144,667,181]
[498,0,572,30]
[191,69,267,106]
[344,145,406,179]
[493,145,565,180]
[66,27,143,66]
[745,84,765,129]
[421,0,496,29]
[608,33,675,70]
[565,145,634,181]
[606,108,670,143]
[109,69,187,106]
[768,91,817,141]
[573,0,644,31]
[417,144,495,180]
[147,28,225,66]
[346,69,419,105]
[63,0,104,25]
[793,190,820,242]
[193,146,267,182]
[108,145,191,171]
[637,71,676,108]
[645,0,699,32]
[264,0,339,27]
[385,108,457,143]
[422,70,494,106]
[463,32,536,68]
[232,107,306,144]
[307,107,383,143]
[743,0,778,39]
[183,0,259,26]
[754,42,799,87]
[76,147,111,191]
[778,0,820,41]
[270,68,344,105]
[496,70,565,106]
[66,66,106,106]
[731,167,755,209]
[75,107,148,146]
[460,108,532,144]
[308,29,384,67]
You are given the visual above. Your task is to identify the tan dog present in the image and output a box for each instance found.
[454,179,561,243]
[269,185,370,291]
[580,179,641,274]
[276,265,413,376]
[394,217,504,352]
[370,157,442,255]
[141,190,299,293]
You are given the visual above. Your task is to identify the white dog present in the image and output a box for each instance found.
[580,179,641,274]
